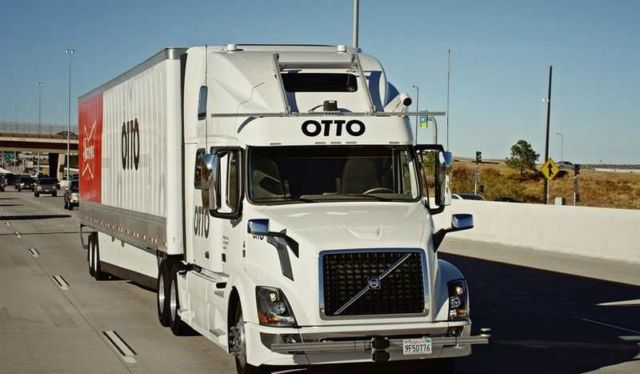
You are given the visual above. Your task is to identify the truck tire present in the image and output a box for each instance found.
[231,304,261,374]
[88,234,96,277]
[157,260,171,327]
[90,234,109,281]
[53,191,57,197]
[168,263,195,336]
[34,192,39,197]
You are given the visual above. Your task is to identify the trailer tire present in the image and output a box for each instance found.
[231,303,261,374]
[157,260,171,327]
[168,263,195,336]
[90,234,109,281]
[88,234,95,277]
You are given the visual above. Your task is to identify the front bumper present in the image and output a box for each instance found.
[245,321,489,367]
[270,334,488,354]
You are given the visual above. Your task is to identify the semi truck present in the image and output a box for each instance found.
[78,44,489,374]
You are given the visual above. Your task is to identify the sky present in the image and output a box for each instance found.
[0,0,638,164]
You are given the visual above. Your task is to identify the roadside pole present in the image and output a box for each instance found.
[474,151,481,195]
[543,66,553,204]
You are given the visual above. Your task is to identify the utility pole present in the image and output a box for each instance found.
[37,81,44,174]
[412,84,419,144]
[352,0,359,49]
[65,48,75,181]
[543,66,553,204]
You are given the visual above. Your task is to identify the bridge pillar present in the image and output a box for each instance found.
[48,153,62,179]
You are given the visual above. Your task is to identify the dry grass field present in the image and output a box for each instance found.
[451,161,640,209]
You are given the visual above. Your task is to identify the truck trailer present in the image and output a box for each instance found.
[78,44,488,373]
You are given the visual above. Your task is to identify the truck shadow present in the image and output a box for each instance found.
[443,253,640,374]
[0,214,71,220]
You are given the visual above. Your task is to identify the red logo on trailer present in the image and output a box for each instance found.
[78,94,102,203]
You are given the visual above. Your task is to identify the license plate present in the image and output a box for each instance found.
[402,337,432,355]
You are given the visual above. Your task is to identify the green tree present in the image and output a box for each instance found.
[506,140,539,176]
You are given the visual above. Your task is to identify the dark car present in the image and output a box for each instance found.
[495,196,521,203]
[452,193,485,201]
[64,180,79,210]
[16,175,35,191]
[1,173,16,190]
[34,178,58,197]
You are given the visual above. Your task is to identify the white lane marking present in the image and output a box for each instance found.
[28,248,39,257]
[15,231,22,238]
[102,330,137,363]
[579,318,640,335]
[5,221,10,226]
[597,299,640,307]
[52,275,69,290]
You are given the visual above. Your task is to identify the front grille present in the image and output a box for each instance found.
[321,250,425,317]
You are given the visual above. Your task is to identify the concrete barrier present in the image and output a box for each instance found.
[434,200,640,264]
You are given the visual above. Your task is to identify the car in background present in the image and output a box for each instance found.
[557,161,574,170]
[34,178,58,197]
[64,180,79,210]
[16,175,35,191]
[452,192,486,201]
[0,173,16,189]
[59,175,79,190]
[495,196,521,203]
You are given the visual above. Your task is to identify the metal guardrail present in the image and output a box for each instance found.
[0,121,78,137]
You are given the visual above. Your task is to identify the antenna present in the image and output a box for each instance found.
[446,49,451,150]
[352,0,359,49]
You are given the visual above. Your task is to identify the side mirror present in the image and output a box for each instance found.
[247,219,270,235]
[436,151,453,207]
[200,153,220,212]
[433,213,474,251]
[415,145,452,214]
[247,219,299,257]
[451,213,474,230]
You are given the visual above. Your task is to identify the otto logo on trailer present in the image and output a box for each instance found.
[121,119,140,170]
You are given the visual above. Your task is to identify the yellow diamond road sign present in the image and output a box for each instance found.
[540,158,560,181]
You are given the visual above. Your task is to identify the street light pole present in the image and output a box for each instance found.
[65,48,75,181]
[37,81,44,174]
[543,66,553,205]
[556,131,564,161]
[13,105,19,172]
[412,84,419,144]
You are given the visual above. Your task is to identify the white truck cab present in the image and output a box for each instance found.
[79,44,488,374]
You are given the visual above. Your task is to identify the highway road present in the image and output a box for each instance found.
[0,191,638,373]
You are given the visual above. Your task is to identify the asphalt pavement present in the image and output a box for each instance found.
[0,190,638,373]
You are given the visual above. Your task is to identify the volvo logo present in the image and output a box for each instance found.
[367,276,381,290]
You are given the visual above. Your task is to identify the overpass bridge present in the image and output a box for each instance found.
[0,121,79,177]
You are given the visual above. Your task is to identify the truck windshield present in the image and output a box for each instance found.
[249,146,420,203]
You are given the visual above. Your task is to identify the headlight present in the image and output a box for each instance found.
[256,286,297,327]
[447,279,469,320]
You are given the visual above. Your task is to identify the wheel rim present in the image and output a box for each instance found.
[169,277,178,321]
[158,273,165,315]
